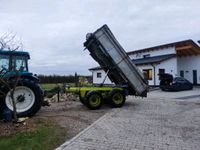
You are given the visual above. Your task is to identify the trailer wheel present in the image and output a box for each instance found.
[85,91,102,110]
[108,90,125,108]
[79,96,85,104]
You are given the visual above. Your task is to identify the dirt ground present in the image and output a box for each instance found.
[36,100,110,140]
[0,95,109,140]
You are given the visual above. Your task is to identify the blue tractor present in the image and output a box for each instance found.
[0,50,44,117]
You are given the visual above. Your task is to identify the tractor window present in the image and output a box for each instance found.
[0,55,9,73]
[12,57,28,72]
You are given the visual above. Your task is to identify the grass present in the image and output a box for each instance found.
[41,83,93,98]
[0,118,67,150]
[41,83,93,91]
[41,83,62,91]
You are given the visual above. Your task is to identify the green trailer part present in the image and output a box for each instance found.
[66,86,127,110]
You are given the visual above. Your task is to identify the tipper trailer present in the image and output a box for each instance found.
[66,25,148,109]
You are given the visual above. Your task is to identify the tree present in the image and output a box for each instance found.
[0,33,23,122]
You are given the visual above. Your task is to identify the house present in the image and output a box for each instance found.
[89,39,200,86]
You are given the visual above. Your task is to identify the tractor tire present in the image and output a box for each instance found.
[0,96,4,114]
[85,91,102,110]
[108,90,126,108]
[3,79,43,117]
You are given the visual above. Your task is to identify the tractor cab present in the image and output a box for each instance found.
[0,51,30,77]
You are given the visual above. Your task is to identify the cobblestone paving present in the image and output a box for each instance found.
[57,95,200,150]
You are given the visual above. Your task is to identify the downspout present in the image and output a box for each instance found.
[151,63,156,86]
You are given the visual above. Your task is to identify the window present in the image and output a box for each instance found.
[12,57,28,71]
[0,56,9,74]
[143,69,153,80]
[97,72,102,78]
[143,54,150,58]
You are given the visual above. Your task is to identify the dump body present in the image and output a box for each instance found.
[84,25,148,96]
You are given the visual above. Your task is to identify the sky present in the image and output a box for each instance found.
[0,0,200,75]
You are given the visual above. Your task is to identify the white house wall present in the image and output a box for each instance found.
[177,55,200,84]
[91,70,113,84]
[155,57,177,85]
[129,47,176,59]
[136,57,177,86]
[90,46,200,85]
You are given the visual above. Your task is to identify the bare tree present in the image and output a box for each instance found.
[0,33,23,122]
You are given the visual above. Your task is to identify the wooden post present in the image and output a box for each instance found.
[57,88,60,102]
[75,72,79,87]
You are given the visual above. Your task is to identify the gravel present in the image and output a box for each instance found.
[37,97,110,140]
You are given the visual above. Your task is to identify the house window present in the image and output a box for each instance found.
[97,72,102,78]
[143,69,153,80]
[143,54,150,58]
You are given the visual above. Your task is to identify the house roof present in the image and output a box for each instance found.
[132,54,176,65]
[88,66,102,71]
[90,54,176,70]
[89,39,200,71]
[127,39,200,56]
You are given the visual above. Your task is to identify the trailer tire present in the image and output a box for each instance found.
[79,96,85,104]
[85,91,102,110]
[108,90,125,108]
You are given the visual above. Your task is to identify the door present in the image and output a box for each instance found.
[193,70,197,85]
[180,70,184,77]
[159,69,165,75]
[158,69,165,80]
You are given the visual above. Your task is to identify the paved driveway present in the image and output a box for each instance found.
[57,88,200,150]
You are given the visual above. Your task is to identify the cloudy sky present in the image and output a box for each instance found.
[0,0,199,75]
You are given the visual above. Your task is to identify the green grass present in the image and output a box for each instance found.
[0,119,67,150]
[40,83,61,91]
[41,83,93,91]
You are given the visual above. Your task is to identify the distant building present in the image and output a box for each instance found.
[89,39,200,86]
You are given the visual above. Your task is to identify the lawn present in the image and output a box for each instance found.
[41,83,62,91]
[0,118,67,150]
[40,83,92,91]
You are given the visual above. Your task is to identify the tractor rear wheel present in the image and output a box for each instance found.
[108,90,126,108]
[85,91,102,110]
[3,79,43,117]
